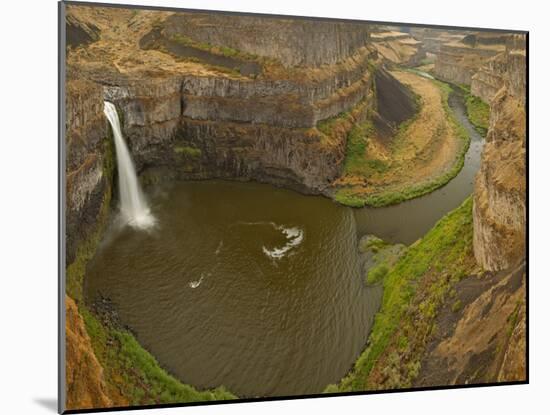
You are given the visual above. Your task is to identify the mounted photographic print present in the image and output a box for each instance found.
[59,1,528,413]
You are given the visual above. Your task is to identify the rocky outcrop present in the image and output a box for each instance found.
[65,296,113,410]
[470,52,507,103]
[76,9,383,195]
[102,66,376,193]
[63,7,386,242]
[473,34,526,272]
[416,263,526,386]
[65,79,110,266]
[434,33,506,85]
[374,68,417,128]
[66,11,100,50]
[161,13,371,68]
[409,28,466,54]
[370,29,426,66]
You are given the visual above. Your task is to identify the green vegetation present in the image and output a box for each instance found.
[341,120,376,176]
[169,33,266,78]
[67,110,236,405]
[334,188,368,208]
[359,235,388,253]
[81,307,235,405]
[419,57,434,66]
[174,145,202,158]
[451,299,463,312]
[506,301,522,337]
[170,33,258,61]
[335,79,471,208]
[360,235,406,286]
[464,90,490,135]
[66,139,114,302]
[366,264,390,285]
[332,196,475,391]
[316,108,355,137]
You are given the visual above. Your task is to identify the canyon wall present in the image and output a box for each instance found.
[470,52,507,103]
[87,11,386,195]
[64,8,385,250]
[409,28,465,54]
[65,78,110,266]
[161,13,371,68]
[473,34,526,272]
[102,56,377,194]
[434,33,506,85]
[63,8,386,404]
[369,28,426,66]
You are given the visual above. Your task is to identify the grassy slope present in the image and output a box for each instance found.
[81,308,235,405]
[328,196,476,392]
[334,79,470,208]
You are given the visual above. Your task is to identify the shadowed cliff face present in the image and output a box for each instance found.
[374,68,417,130]
[66,13,100,50]
[65,80,110,266]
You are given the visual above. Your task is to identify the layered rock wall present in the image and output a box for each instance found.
[370,30,426,66]
[470,52,507,103]
[435,42,503,85]
[102,64,376,193]
[473,35,526,272]
[65,79,110,265]
[161,13,371,68]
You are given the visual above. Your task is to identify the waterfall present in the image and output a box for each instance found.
[103,101,156,229]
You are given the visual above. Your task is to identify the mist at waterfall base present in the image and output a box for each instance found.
[103,101,156,229]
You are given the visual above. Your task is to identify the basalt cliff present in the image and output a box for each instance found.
[64,5,396,409]
[63,4,527,409]
[473,35,526,272]
[419,34,527,385]
[434,33,507,86]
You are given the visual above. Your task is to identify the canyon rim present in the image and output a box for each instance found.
[60,2,527,412]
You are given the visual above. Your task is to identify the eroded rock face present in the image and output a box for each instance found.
[409,28,465,54]
[64,6,383,259]
[102,68,376,193]
[161,13,371,68]
[416,264,526,386]
[473,35,526,272]
[65,79,110,265]
[434,33,506,85]
[470,53,507,103]
[97,42,380,194]
[369,27,426,66]
[66,12,100,50]
[65,296,113,410]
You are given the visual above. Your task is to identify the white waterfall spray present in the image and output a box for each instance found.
[103,101,156,229]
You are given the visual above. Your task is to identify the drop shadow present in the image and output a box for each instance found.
[34,398,57,413]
